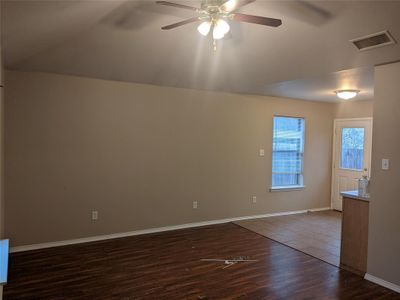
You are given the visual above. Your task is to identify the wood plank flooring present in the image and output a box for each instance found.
[4,223,400,300]
[235,210,341,266]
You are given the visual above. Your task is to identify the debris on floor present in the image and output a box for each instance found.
[200,256,258,269]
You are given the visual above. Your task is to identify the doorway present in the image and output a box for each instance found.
[331,118,373,211]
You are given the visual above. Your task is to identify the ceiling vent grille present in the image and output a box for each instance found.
[350,30,396,51]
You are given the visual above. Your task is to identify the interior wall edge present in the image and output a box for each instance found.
[367,61,400,287]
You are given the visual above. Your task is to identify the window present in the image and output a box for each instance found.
[271,116,305,189]
[340,127,365,170]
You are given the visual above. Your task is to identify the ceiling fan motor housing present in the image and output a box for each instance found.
[201,0,225,11]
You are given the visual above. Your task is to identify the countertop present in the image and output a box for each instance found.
[341,190,370,202]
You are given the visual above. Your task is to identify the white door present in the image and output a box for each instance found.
[331,118,372,211]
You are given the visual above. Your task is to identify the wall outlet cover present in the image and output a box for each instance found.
[92,211,98,221]
[382,158,390,170]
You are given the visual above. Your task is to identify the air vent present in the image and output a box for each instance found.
[350,30,396,51]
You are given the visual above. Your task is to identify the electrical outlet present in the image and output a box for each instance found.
[92,210,98,221]
[193,201,198,209]
[382,158,390,170]
[252,196,257,203]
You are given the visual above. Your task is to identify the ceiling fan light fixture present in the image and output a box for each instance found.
[216,19,230,35]
[213,19,230,40]
[213,26,225,40]
[335,89,360,100]
[157,0,283,50]
[197,21,212,36]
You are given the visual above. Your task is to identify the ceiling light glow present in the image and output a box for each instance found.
[213,27,225,40]
[213,19,230,40]
[197,21,212,36]
[223,0,237,11]
[216,19,230,35]
[335,89,360,100]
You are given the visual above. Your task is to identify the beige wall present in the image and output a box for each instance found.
[0,2,4,239]
[333,100,374,119]
[5,70,337,247]
[0,5,4,298]
[0,73,3,241]
[367,62,400,286]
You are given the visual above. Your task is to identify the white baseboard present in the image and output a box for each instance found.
[364,273,400,293]
[308,207,332,212]
[10,206,331,253]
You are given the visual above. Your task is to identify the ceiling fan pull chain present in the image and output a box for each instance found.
[213,39,217,51]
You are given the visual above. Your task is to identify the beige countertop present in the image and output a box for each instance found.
[341,190,370,202]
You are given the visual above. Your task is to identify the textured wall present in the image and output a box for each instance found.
[0,5,5,297]
[333,100,373,119]
[5,71,336,246]
[367,62,400,286]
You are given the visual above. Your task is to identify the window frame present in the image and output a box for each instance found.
[339,127,366,171]
[270,115,306,192]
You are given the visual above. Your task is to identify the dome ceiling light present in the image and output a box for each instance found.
[335,89,360,100]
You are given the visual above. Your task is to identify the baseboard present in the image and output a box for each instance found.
[308,207,331,212]
[364,273,400,293]
[10,206,331,253]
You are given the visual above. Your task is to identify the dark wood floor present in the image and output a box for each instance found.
[4,223,400,300]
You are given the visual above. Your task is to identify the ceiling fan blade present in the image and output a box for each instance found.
[232,13,282,27]
[161,16,200,30]
[156,1,199,12]
[221,0,256,12]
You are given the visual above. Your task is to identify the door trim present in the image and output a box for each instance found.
[330,118,373,209]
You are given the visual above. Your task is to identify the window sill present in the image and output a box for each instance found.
[269,185,305,192]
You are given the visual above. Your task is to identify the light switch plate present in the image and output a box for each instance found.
[382,158,390,170]
[259,149,265,156]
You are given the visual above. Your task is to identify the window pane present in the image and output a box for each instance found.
[340,127,365,170]
[272,116,305,187]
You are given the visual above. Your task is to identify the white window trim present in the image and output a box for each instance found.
[270,185,306,192]
[271,115,305,190]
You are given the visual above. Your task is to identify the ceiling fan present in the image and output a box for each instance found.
[156,0,282,49]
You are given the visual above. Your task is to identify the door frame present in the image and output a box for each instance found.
[330,117,373,209]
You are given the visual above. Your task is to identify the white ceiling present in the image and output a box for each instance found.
[264,66,374,102]
[2,0,400,101]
